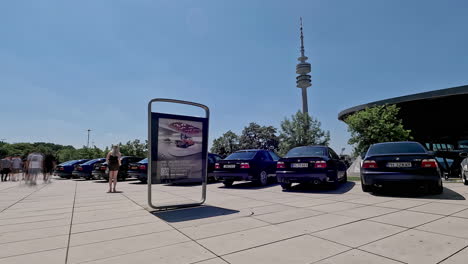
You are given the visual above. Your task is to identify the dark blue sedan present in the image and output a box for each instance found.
[72,158,106,180]
[55,159,89,179]
[128,158,148,183]
[276,146,348,190]
[360,141,443,194]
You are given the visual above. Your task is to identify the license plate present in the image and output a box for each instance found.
[386,162,412,168]
[291,163,309,168]
[131,166,138,170]
[224,164,236,169]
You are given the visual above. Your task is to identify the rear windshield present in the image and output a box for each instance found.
[82,159,103,165]
[138,158,148,163]
[285,147,327,158]
[59,160,75,166]
[225,151,257,160]
[367,142,426,155]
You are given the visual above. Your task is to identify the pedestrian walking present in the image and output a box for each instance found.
[26,152,44,185]
[10,156,22,182]
[43,154,56,183]
[106,145,121,193]
[0,157,12,182]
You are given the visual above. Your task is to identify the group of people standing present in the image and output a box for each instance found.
[0,153,56,184]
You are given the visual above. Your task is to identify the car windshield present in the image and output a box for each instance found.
[367,142,426,155]
[285,147,327,158]
[225,151,257,160]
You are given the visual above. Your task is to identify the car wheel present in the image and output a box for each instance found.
[258,171,268,186]
[281,183,292,190]
[223,180,233,187]
[463,172,468,186]
[361,182,372,192]
[342,172,348,183]
[431,182,443,195]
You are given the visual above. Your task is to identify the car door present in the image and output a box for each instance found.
[329,148,346,178]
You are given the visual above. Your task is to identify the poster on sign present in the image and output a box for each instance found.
[150,112,208,184]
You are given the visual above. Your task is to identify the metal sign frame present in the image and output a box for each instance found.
[147,98,209,210]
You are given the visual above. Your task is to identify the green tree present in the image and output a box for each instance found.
[239,123,279,151]
[344,104,412,156]
[119,139,147,157]
[278,111,331,156]
[210,130,240,157]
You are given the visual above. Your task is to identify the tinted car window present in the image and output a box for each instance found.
[82,159,103,165]
[285,147,327,158]
[367,142,426,155]
[258,151,272,161]
[329,148,340,159]
[269,151,280,161]
[225,151,257,160]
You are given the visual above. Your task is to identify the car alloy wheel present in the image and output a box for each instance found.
[259,171,268,186]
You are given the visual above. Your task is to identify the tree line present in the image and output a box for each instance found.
[210,111,331,157]
[0,140,148,163]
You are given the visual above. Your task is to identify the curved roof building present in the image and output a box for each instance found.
[338,85,468,149]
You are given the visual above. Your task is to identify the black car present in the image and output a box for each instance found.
[208,153,223,181]
[55,159,90,179]
[91,161,108,180]
[128,158,148,183]
[101,156,145,181]
[213,149,279,187]
[72,158,105,180]
[361,141,443,194]
[276,146,348,190]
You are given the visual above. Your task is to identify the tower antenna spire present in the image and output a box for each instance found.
[296,17,312,114]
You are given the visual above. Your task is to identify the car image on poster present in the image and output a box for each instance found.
[151,112,208,185]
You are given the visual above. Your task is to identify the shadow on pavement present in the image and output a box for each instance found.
[152,205,239,223]
[372,187,466,200]
[285,181,356,194]
[219,181,279,190]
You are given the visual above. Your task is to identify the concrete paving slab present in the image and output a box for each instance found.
[223,235,350,264]
[0,235,68,259]
[252,208,324,224]
[361,229,468,264]
[409,202,468,216]
[315,249,402,264]
[440,246,468,264]
[179,217,268,240]
[71,215,157,234]
[67,229,189,264]
[334,205,398,219]
[0,225,70,244]
[84,241,216,264]
[370,210,443,228]
[0,218,70,234]
[416,216,468,239]
[308,202,364,213]
[194,257,230,264]
[197,225,303,255]
[276,213,360,234]
[374,199,429,209]
[0,248,66,264]
[69,221,173,246]
[313,220,406,247]
[248,204,296,216]
[452,208,468,219]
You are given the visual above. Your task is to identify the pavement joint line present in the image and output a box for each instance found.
[354,248,409,264]
[436,244,468,264]
[0,184,49,213]
[0,215,71,227]
[120,191,233,264]
[0,246,68,260]
[0,210,73,220]
[190,257,230,264]
[65,181,78,264]
[250,211,328,225]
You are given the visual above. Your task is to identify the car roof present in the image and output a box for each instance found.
[236,149,268,152]
[371,141,419,146]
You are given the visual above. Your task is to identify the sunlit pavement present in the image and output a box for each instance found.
[1,178,468,264]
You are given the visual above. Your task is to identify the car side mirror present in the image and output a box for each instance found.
[460,152,468,158]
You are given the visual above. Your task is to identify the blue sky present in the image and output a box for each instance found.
[0,0,467,154]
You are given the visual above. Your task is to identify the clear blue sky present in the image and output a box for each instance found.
[1,0,467,153]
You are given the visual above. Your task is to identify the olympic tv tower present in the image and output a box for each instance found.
[296,18,312,114]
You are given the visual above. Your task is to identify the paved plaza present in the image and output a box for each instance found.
[1,178,468,264]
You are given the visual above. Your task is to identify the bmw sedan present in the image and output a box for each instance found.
[213,149,279,187]
[361,141,443,194]
[276,146,348,190]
